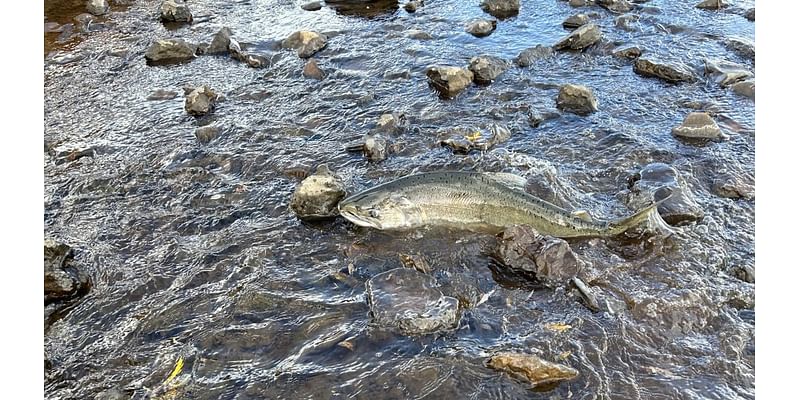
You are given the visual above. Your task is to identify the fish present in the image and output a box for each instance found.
[337,171,674,238]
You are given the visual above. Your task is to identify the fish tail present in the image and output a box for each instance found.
[609,189,675,236]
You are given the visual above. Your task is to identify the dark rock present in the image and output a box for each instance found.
[696,0,725,10]
[494,225,586,287]
[86,0,109,16]
[195,125,220,144]
[289,164,346,219]
[613,44,641,59]
[364,135,388,161]
[468,55,508,84]
[628,163,705,225]
[730,79,754,99]
[563,14,590,29]
[515,45,554,67]
[206,27,232,55]
[404,0,422,12]
[301,1,323,11]
[466,19,497,37]
[45,239,90,304]
[481,0,520,19]
[487,352,579,387]
[366,268,460,335]
[184,86,219,116]
[615,13,639,31]
[553,23,602,51]
[568,0,587,6]
[440,124,511,154]
[405,29,433,40]
[704,59,753,87]
[376,112,408,132]
[303,58,326,80]
[282,31,327,58]
[160,0,192,23]
[745,8,754,21]
[731,264,754,283]
[145,39,196,65]
[399,254,432,274]
[633,57,694,83]
[556,84,598,115]
[597,0,633,13]
[426,66,474,98]
[672,112,729,140]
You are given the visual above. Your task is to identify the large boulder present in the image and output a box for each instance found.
[480,0,520,19]
[633,57,694,83]
[145,39,196,65]
[704,59,753,87]
[487,352,579,388]
[206,27,232,55]
[86,0,109,16]
[184,86,219,116]
[426,66,474,98]
[493,225,586,287]
[45,239,90,304]
[282,31,327,58]
[366,268,460,335]
[466,19,497,37]
[672,112,729,140]
[468,55,508,84]
[556,84,598,115]
[289,165,346,219]
[628,163,705,225]
[160,0,192,23]
[553,23,601,51]
[515,45,554,67]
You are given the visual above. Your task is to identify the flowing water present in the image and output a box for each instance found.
[44,0,755,398]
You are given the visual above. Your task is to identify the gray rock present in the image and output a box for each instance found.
[488,352,579,388]
[672,112,729,140]
[282,31,327,58]
[481,0,520,19]
[696,0,725,10]
[206,27,232,55]
[301,1,323,11]
[160,0,192,23]
[597,0,633,13]
[629,163,705,225]
[466,19,497,37]
[376,112,408,132]
[45,239,90,304]
[553,23,601,51]
[426,66,474,98]
[468,55,508,84]
[515,45,554,67]
[613,44,641,59]
[86,0,109,16]
[289,165,346,219]
[615,13,639,31]
[405,29,433,40]
[384,69,411,79]
[405,0,422,12]
[557,84,598,115]
[563,14,590,29]
[364,135,388,162]
[730,79,755,99]
[704,59,753,87]
[569,0,587,6]
[633,57,694,83]
[144,39,196,65]
[724,37,754,62]
[303,58,326,80]
[494,225,586,286]
[195,125,220,144]
[184,86,219,116]
[366,268,460,335]
[745,8,754,21]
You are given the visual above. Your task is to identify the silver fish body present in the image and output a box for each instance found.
[338,171,671,238]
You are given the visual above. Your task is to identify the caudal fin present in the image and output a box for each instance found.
[609,189,675,237]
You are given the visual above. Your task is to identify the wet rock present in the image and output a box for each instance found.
[597,0,633,13]
[364,135,388,161]
[289,164,346,219]
[303,58,326,80]
[376,112,408,132]
[147,89,178,101]
[45,22,63,33]
[206,27,232,55]
[243,54,268,68]
[426,66,474,98]
[672,112,729,140]
[440,124,511,154]
[568,0,587,6]
[613,44,641,59]
[399,254,432,274]
[628,163,705,225]
[52,146,96,164]
[725,38,754,62]
[615,13,639,31]
[712,174,754,199]
[184,85,219,116]
[468,55,508,84]
[730,79,755,99]
[45,240,90,304]
[145,39,196,65]
[366,268,459,335]
[301,1,323,11]
[553,23,601,51]
[195,125,220,144]
[466,19,497,37]
[515,45,554,67]
[745,8,754,21]
[404,0,422,12]
[696,0,725,10]
[704,59,753,87]
[487,352,579,387]
[556,84,598,115]
[93,388,128,400]
[563,14,590,29]
[160,0,192,23]
[405,29,433,40]
[86,0,109,16]
[633,57,694,83]
[493,225,586,287]
[732,264,755,283]
[282,31,327,58]
[384,69,411,80]
[481,0,520,19]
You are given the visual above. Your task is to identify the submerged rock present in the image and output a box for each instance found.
[426,66,474,98]
[86,0,109,16]
[730,79,755,99]
[553,23,601,51]
[494,225,586,287]
[468,55,508,84]
[629,163,705,225]
[195,125,220,144]
[145,39,196,65]
[696,0,725,10]
[301,1,323,11]
[466,19,497,37]
[282,31,327,58]
[206,27,232,55]
[672,112,728,140]
[45,240,90,304]
[556,84,598,115]
[633,57,693,83]
[481,0,520,19]
[303,58,326,80]
[147,89,178,101]
[704,59,753,87]
[160,0,192,23]
[405,29,433,40]
[597,0,633,13]
[613,44,642,59]
[366,268,459,335]
[615,13,639,31]
[725,37,754,62]
[515,45,554,67]
[487,352,579,387]
[184,85,219,116]
[289,164,346,219]
[563,14,590,29]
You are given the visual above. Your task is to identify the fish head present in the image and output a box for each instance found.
[338,191,421,230]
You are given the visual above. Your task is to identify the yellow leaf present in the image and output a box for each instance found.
[544,323,572,333]
[465,131,482,141]
[558,351,572,360]
[165,356,184,384]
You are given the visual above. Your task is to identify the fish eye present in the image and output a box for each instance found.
[368,209,380,218]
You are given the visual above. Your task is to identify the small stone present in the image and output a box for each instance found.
[704,59,753,87]
[696,0,725,10]
[487,352,579,387]
[86,0,109,16]
[466,19,497,37]
[289,165,347,219]
[615,13,639,31]
[184,86,219,116]
[45,22,62,33]
[145,39,196,65]
[612,44,641,59]
[195,125,220,144]
[301,1,322,11]
[404,0,422,13]
[494,225,586,286]
[206,27,232,55]
[399,254,432,274]
[426,66,474,98]
[731,265,755,283]
[744,8,754,21]
[553,23,602,51]
[481,0,520,19]
[672,112,727,140]
[160,0,192,23]
[568,0,586,7]
[633,57,694,83]
[468,55,508,84]
[515,45,554,67]
[563,14,590,29]
[376,112,408,132]
[364,135,388,162]
[730,79,754,99]
[45,239,90,304]
[405,29,433,40]
[282,31,327,58]
[597,0,633,13]
[557,84,598,115]
[303,58,326,80]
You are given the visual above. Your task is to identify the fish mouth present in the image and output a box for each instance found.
[338,203,382,229]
